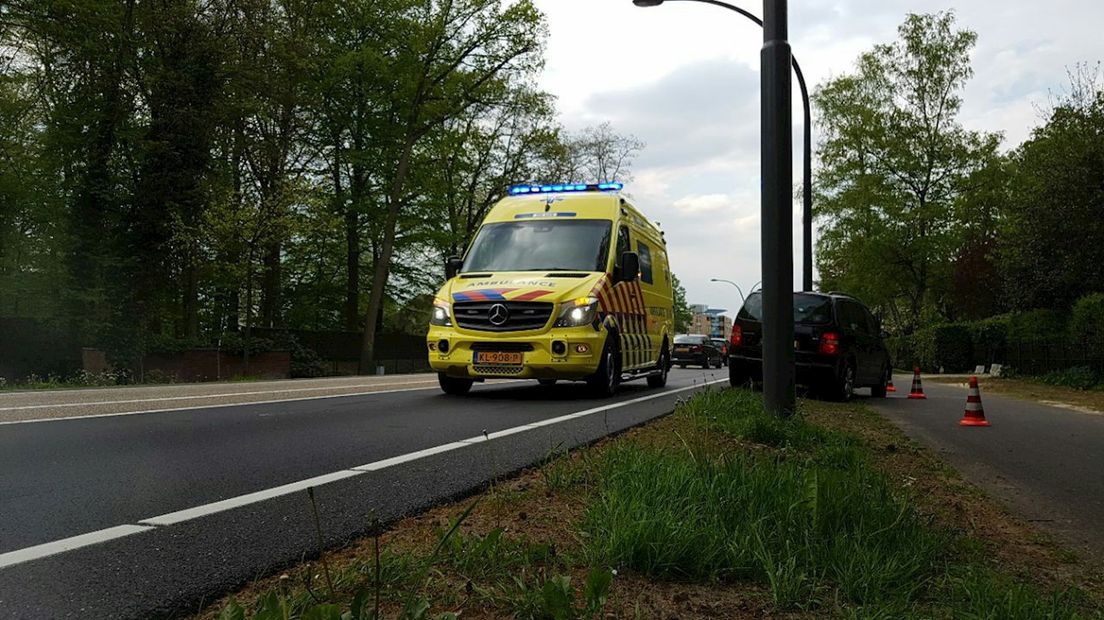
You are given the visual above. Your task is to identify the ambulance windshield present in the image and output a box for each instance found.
[463,220,612,273]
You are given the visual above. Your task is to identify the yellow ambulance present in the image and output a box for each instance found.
[427,183,674,397]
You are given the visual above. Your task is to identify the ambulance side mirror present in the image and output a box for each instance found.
[445,256,463,280]
[618,252,640,283]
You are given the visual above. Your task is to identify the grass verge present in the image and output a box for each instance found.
[201,388,1104,619]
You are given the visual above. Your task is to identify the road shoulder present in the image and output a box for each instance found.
[928,375,1104,417]
[196,390,1103,619]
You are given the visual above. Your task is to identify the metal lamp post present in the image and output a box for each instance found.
[709,278,746,304]
[637,0,795,416]
[632,0,813,294]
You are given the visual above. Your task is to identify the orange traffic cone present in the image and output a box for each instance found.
[908,367,926,399]
[886,377,897,393]
[960,376,991,427]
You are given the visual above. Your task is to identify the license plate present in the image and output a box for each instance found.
[674,346,689,353]
[474,351,523,365]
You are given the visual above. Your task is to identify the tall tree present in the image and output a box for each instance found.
[814,11,999,331]
[672,273,691,334]
[357,0,546,372]
[998,65,1104,311]
[130,0,224,338]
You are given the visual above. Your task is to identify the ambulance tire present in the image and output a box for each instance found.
[586,338,620,398]
[647,344,670,388]
[438,373,473,396]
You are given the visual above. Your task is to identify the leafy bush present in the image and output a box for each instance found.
[911,324,973,373]
[1038,366,1101,391]
[1007,309,1068,343]
[965,315,1011,365]
[214,333,278,357]
[267,333,329,378]
[1069,293,1104,362]
[885,336,916,370]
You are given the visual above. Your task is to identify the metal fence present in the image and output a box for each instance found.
[252,328,429,376]
[1004,340,1104,376]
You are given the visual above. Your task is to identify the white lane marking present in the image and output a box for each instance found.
[0,378,725,569]
[139,471,364,526]
[0,385,440,426]
[0,379,440,412]
[346,382,731,473]
[0,525,155,570]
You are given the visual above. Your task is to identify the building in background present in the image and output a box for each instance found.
[688,305,731,339]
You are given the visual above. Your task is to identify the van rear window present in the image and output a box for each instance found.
[738,292,833,325]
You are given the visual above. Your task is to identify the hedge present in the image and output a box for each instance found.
[1070,293,1104,362]
[885,294,1104,374]
[963,315,1011,365]
[1006,308,1067,342]
[912,324,974,373]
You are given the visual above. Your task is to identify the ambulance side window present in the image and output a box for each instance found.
[637,241,654,284]
[615,225,631,265]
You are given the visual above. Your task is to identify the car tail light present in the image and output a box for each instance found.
[730,324,742,347]
[691,345,703,353]
[818,332,840,356]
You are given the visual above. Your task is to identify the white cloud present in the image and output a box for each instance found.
[673,194,734,214]
[533,0,1104,313]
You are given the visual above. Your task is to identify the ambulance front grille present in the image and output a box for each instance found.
[473,365,525,375]
[453,301,554,332]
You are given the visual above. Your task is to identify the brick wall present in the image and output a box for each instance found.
[142,350,291,382]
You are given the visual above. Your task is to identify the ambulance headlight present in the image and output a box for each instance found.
[430,300,452,327]
[555,297,599,327]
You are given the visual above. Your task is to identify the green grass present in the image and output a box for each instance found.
[583,429,942,607]
[582,388,1098,617]
[1036,366,1104,391]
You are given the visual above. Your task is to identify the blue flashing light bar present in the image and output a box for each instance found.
[508,182,623,196]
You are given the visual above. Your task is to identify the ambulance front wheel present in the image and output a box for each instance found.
[586,340,619,398]
[438,373,473,396]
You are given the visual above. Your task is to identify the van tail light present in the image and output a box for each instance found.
[818,332,840,356]
[730,324,742,348]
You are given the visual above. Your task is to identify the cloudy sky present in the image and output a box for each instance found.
[530,0,1103,315]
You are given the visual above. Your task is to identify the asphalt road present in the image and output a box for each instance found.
[0,368,725,619]
[869,375,1104,562]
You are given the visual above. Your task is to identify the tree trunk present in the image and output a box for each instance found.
[182,248,199,338]
[345,207,360,331]
[260,240,281,328]
[343,143,363,332]
[359,137,415,373]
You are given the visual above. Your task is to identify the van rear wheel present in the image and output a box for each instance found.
[647,346,669,388]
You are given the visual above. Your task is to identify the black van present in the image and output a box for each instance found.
[727,292,892,400]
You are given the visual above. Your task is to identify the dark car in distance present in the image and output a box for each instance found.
[710,338,729,366]
[672,334,724,369]
[727,292,892,400]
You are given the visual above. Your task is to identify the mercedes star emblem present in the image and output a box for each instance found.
[488,303,510,326]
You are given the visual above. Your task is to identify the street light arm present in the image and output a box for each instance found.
[709,277,745,303]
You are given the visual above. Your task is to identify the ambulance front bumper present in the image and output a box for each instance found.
[427,326,606,380]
